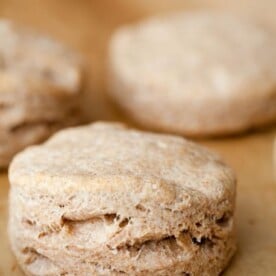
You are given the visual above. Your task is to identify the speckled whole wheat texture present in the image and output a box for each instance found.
[108,12,276,137]
[0,20,84,167]
[9,122,236,275]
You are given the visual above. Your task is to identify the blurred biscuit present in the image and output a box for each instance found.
[9,122,236,275]
[108,12,276,136]
[0,20,84,167]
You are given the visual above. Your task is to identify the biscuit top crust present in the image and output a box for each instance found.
[10,122,235,205]
[0,20,81,96]
[110,12,276,101]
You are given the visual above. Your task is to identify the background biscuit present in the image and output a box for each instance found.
[0,20,84,167]
[108,12,276,136]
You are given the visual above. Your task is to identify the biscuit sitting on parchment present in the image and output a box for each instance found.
[0,20,84,167]
[108,12,276,137]
[9,122,236,275]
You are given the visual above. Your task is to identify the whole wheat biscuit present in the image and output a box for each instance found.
[9,122,236,275]
[108,12,276,136]
[0,20,84,167]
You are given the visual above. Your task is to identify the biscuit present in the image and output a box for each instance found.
[9,122,236,275]
[0,20,84,167]
[108,12,276,136]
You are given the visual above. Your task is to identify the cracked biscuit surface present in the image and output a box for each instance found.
[108,12,276,136]
[9,122,236,275]
[0,20,84,167]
